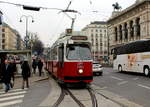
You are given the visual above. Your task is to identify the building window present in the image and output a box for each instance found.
[124,23,128,40]
[130,21,134,38]
[2,39,5,43]
[115,27,118,41]
[100,43,103,46]
[2,45,5,49]
[2,33,5,38]
[96,29,98,32]
[96,34,98,38]
[119,25,123,41]
[136,18,140,37]
[2,28,5,32]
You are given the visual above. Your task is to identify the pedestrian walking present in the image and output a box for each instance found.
[32,59,37,74]
[1,59,12,92]
[37,59,43,76]
[21,59,30,89]
[10,59,17,87]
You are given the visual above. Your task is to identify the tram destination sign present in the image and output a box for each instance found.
[71,36,88,40]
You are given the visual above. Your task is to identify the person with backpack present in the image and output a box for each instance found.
[21,59,30,89]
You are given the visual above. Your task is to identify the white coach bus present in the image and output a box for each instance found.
[111,39,150,76]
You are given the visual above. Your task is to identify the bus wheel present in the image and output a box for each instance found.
[144,67,150,76]
[118,65,122,72]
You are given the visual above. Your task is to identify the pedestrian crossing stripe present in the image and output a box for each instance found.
[0,95,24,102]
[0,100,22,107]
[0,88,28,94]
[0,88,28,107]
[0,91,26,97]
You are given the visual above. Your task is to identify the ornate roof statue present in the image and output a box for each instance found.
[112,2,122,11]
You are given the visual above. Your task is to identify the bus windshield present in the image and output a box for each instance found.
[66,44,92,60]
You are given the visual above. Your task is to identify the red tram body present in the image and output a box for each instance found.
[45,30,93,84]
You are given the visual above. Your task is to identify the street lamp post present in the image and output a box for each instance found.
[20,15,34,49]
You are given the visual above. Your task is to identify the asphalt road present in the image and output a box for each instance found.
[93,67,150,107]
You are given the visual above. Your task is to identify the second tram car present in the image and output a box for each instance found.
[46,29,93,83]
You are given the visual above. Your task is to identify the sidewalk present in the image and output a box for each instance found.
[0,69,49,90]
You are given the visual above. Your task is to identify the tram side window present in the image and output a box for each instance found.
[52,47,58,60]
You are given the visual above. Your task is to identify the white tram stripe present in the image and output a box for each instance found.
[0,95,24,102]
[0,99,22,107]
[110,76,123,81]
[138,84,150,90]
[0,91,26,97]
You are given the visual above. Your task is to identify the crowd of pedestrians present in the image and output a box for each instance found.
[32,58,43,76]
[0,57,44,93]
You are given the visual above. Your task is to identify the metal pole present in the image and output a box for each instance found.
[20,15,34,49]
[26,17,28,49]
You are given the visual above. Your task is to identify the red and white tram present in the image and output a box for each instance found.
[45,29,93,84]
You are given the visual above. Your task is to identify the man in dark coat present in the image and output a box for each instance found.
[10,59,17,87]
[2,60,12,92]
[37,59,43,76]
[21,59,30,89]
[32,59,37,74]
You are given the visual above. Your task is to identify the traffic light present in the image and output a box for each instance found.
[23,5,40,11]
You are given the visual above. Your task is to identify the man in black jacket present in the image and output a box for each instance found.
[2,59,12,92]
[37,59,43,76]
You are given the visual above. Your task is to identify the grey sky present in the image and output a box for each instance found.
[0,0,135,46]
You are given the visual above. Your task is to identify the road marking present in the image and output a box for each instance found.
[0,100,22,107]
[133,77,139,80]
[110,76,123,81]
[138,84,150,90]
[0,88,28,94]
[117,81,128,85]
[0,91,26,97]
[0,95,24,102]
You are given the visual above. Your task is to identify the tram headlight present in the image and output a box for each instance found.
[78,69,83,74]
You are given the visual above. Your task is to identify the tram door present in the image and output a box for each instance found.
[58,43,64,79]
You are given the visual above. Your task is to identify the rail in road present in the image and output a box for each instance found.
[52,84,98,107]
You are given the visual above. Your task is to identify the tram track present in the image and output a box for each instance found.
[87,87,98,107]
[52,83,99,107]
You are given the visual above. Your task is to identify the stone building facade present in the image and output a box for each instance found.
[82,21,108,62]
[108,0,150,62]
[1,23,23,50]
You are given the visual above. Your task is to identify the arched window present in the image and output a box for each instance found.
[115,27,118,41]
[130,21,134,38]
[136,18,140,37]
[124,23,128,40]
[119,25,122,41]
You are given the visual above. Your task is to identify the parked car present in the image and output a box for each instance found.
[92,61,103,76]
